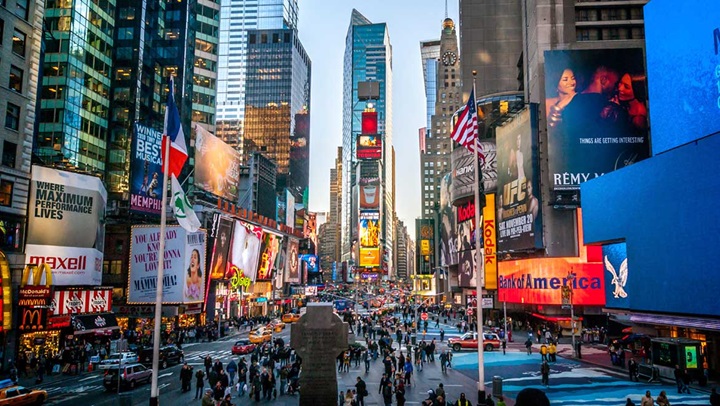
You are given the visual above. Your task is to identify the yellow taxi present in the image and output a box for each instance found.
[248,328,273,344]
[0,379,48,405]
[268,319,286,332]
[281,313,301,323]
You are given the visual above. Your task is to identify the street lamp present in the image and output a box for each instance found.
[567,270,576,357]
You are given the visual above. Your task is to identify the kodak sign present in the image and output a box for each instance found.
[482,194,497,289]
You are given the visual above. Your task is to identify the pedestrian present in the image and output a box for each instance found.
[180,363,193,392]
[201,388,214,406]
[548,342,557,362]
[194,368,205,399]
[496,396,506,406]
[641,391,654,406]
[356,377,368,406]
[220,393,234,406]
[656,390,670,406]
[540,361,550,387]
[226,359,237,386]
[381,381,393,406]
[682,368,692,394]
[403,359,413,386]
[628,358,638,382]
[455,393,471,406]
[439,350,448,374]
[440,329,445,342]
[501,339,507,355]
[204,355,212,377]
[516,388,550,406]
[363,349,371,373]
[625,398,636,406]
[435,383,445,400]
[485,394,495,406]
[379,373,390,394]
[525,337,533,355]
[339,390,345,406]
[213,381,224,404]
[540,344,548,361]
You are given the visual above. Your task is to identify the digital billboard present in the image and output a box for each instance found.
[359,218,380,248]
[483,193,497,290]
[256,232,281,281]
[284,238,300,283]
[544,49,650,190]
[209,217,233,280]
[128,226,207,304]
[130,123,163,214]
[438,173,457,267]
[357,135,382,160]
[193,124,242,202]
[362,111,378,134]
[645,0,720,155]
[359,177,380,209]
[359,248,380,268]
[26,165,106,286]
[450,140,496,203]
[602,242,629,309]
[227,221,263,282]
[496,107,543,252]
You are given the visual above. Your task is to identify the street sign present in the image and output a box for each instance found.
[421,312,429,321]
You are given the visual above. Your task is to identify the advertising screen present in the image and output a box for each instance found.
[602,242,630,309]
[286,190,296,228]
[130,123,163,214]
[299,254,319,274]
[26,165,107,286]
[209,217,233,280]
[496,107,543,252]
[645,0,720,154]
[361,111,378,134]
[483,193,497,290]
[227,221,263,282]
[438,173,457,267]
[193,124,242,202]
[359,218,380,248]
[357,135,382,160]
[285,238,300,283]
[128,226,207,304]
[544,49,650,190]
[450,141,497,202]
[359,177,380,209]
[256,232,281,281]
[359,248,380,268]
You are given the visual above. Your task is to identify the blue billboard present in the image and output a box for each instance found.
[130,123,164,215]
[645,0,720,155]
[602,242,630,310]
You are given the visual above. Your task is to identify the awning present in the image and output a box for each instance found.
[629,312,720,332]
[530,312,584,322]
[72,313,119,335]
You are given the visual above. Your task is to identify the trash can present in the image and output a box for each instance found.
[492,376,503,396]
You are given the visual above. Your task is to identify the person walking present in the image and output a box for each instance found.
[540,344,548,362]
[381,381,394,406]
[180,363,193,393]
[226,359,237,386]
[440,329,445,342]
[455,393,471,406]
[194,368,205,399]
[540,361,550,387]
[356,377,368,406]
[501,339,507,355]
[656,390,670,406]
[439,351,448,374]
[628,358,638,382]
[363,349,371,373]
[525,337,533,355]
[681,368,692,394]
[548,342,557,362]
[201,388,214,406]
[403,359,413,386]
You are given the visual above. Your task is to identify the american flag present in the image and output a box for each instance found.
[450,89,484,160]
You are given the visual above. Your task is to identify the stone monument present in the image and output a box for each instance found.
[290,302,348,406]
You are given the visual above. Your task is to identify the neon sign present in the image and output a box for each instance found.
[229,266,251,290]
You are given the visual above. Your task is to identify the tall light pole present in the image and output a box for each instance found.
[568,270,576,357]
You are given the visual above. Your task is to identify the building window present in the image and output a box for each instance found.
[249,34,256,44]
[0,180,12,206]
[103,259,123,275]
[8,65,22,92]
[5,103,20,130]
[15,0,28,20]
[12,29,26,57]
[2,141,16,168]
[118,27,134,40]
[0,19,4,45]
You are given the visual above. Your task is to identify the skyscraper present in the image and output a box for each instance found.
[216,0,298,145]
[342,9,393,276]
[420,40,440,131]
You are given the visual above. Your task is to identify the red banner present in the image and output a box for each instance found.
[51,289,112,315]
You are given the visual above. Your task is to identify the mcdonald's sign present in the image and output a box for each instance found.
[20,263,52,287]
[18,307,46,330]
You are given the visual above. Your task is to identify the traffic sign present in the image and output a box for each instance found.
[421,312,428,321]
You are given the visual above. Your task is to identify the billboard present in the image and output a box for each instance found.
[361,111,378,134]
[227,221,263,282]
[457,202,477,288]
[286,190,296,228]
[357,135,382,160]
[438,173,457,267]
[51,289,112,315]
[496,107,543,252]
[544,49,650,190]
[209,217,233,280]
[645,0,720,154]
[602,242,630,309]
[128,226,207,304]
[27,165,107,286]
[284,238,300,283]
[193,124,242,202]
[450,141,497,203]
[359,248,380,268]
[359,218,380,248]
[359,177,380,209]
[482,193,497,290]
[256,232,281,281]
[130,123,163,214]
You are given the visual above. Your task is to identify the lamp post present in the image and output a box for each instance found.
[568,270,576,357]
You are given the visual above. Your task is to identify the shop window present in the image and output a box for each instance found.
[2,141,17,168]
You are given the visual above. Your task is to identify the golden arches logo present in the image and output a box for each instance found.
[21,263,52,287]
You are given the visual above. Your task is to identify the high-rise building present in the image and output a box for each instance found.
[395,220,409,282]
[243,28,311,196]
[422,19,460,220]
[215,0,298,145]
[420,40,440,130]
[327,147,343,264]
[341,9,393,276]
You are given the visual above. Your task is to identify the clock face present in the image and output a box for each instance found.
[442,51,457,66]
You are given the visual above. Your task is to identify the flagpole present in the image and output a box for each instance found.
[472,70,487,406]
[149,81,173,406]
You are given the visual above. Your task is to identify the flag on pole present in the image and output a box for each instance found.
[171,174,201,232]
[161,76,188,178]
[450,89,484,160]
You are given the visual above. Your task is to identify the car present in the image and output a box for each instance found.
[268,319,286,332]
[448,332,502,352]
[231,340,257,355]
[282,313,301,323]
[0,379,47,405]
[99,351,139,369]
[103,363,152,391]
[249,328,273,344]
[139,345,184,369]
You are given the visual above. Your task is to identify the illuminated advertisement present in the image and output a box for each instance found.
[496,107,543,252]
[416,219,435,275]
[194,124,242,202]
[644,0,720,154]
[450,141,497,203]
[359,177,380,209]
[26,165,106,286]
[128,226,207,304]
[284,238,300,283]
[456,199,477,287]
[361,111,378,134]
[357,135,382,160]
[482,193,497,290]
[602,242,630,309]
[300,255,321,284]
[209,217,233,280]
[51,289,112,315]
[227,221,263,282]
[544,49,650,190]
[359,248,380,268]
[256,232,281,281]
[286,190,296,228]
[130,123,163,214]
[438,173,457,267]
[359,218,380,248]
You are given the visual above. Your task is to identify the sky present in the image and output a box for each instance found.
[299,0,460,237]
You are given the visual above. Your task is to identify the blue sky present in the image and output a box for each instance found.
[299,0,460,235]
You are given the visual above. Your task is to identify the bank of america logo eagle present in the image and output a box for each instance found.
[604,255,628,299]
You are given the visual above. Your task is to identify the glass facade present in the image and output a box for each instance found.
[243,28,310,195]
[420,40,440,130]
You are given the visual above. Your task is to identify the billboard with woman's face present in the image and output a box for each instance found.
[544,49,650,190]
